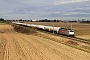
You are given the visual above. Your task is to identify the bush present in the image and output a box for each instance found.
[13,25,37,34]
[0,18,4,21]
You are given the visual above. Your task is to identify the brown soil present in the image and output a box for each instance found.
[65,40,78,46]
[0,24,90,60]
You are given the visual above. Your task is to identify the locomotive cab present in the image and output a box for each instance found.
[66,30,74,36]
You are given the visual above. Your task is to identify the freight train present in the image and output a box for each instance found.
[12,22,74,36]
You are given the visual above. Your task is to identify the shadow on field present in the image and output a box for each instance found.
[13,25,37,35]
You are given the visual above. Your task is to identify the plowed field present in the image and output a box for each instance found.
[0,24,90,60]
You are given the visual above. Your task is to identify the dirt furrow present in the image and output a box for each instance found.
[4,33,28,60]
[0,25,6,33]
[0,24,90,60]
[4,38,10,60]
[12,39,27,60]
[0,35,7,60]
[5,25,13,33]
[12,33,50,60]
[14,34,72,60]
[0,25,27,60]
[21,35,73,60]
[33,36,90,60]
[19,35,90,60]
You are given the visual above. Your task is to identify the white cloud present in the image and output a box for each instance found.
[64,12,90,15]
[54,0,90,5]
[0,0,90,20]
[72,7,90,10]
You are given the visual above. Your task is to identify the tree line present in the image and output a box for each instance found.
[0,18,4,21]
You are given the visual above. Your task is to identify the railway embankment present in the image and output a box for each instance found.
[35,31,90,53]
[12,24,37,35]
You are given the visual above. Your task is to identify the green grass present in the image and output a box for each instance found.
[0,21,6,25]
[0,21,5,23]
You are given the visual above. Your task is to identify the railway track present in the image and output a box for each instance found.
[37,29,90,45]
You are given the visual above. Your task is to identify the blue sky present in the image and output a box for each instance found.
[0,0,90,20]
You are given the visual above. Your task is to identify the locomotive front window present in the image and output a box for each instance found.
[70,30,73,32]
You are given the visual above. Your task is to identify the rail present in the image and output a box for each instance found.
[38,29,90,45]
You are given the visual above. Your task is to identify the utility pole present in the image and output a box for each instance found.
[68,20,70,29]
[62,21,63,27]
[71,23,72,29]
[53,22,54,34]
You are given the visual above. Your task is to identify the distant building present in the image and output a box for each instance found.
[32,20,37,22]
